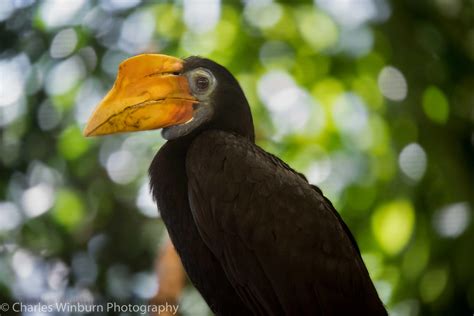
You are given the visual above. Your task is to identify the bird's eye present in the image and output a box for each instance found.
[188,68,216,96]
[195,76,210,91]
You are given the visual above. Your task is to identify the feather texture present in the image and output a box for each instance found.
[186,130,387,316]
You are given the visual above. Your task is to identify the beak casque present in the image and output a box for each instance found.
[83,54,197,137]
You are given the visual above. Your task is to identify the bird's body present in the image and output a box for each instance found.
[85,54,387,315]
[150,130,386,316]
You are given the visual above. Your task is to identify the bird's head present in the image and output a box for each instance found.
[84,54,254,141]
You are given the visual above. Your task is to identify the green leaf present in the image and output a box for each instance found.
[372,199,415,255]
[58,125,90,160]
[422,86,449,124]
[52,189,85,231]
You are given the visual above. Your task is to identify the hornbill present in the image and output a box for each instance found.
[84,54,387,315]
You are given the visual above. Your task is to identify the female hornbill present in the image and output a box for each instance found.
[84,54,387,315]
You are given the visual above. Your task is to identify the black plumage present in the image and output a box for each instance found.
[148,57,387,315]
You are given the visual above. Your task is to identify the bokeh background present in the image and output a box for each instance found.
[1,0,473,315]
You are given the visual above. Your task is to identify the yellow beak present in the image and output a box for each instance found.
[83,54,197,137]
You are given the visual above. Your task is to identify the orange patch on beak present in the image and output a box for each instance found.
[84,54,197,137]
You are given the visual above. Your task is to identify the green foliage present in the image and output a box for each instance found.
[371,199,415,256]
[58,126,89,160]
[422,86,449,124]
[52,189,85,231]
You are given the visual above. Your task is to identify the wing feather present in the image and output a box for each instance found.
[186,130,386,316]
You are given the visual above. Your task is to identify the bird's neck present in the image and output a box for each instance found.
[149,136,193,240]
[208,89,256,142]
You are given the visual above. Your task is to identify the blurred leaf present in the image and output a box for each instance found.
[422,86,449,124]
[372,200,415,255]
[419,267,449,303]
[52,189,85,231]
[295,8,338,52]
[58,125,90,160]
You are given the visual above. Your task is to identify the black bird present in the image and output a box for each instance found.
[84,54,387,315]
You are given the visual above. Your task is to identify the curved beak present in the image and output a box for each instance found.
[83,54,197,137]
